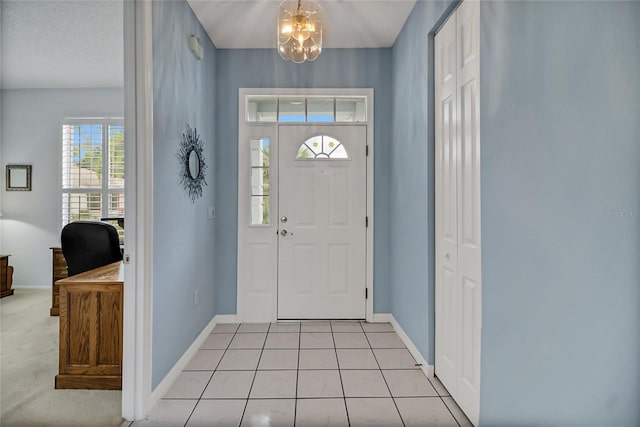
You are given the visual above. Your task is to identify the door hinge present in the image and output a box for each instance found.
[365,216,369,227]
[365,288,368,299]
[366,145,369,156]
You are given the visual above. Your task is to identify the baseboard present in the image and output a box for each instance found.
[374,313,434,377]
[13,285,50,290]
[371,313,393,323]
[214,314,238,323]
[149,314,223,410]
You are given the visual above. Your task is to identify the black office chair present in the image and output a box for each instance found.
[61,221,123,276]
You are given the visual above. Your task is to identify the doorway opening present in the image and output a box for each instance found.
[237,89,374,322]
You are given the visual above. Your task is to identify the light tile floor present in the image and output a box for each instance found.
[130,322,472,427]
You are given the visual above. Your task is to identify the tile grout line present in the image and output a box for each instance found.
[188,367,430,372]
[293,322,301,426]
[331,322,351,427]
[182,323,240,427]
[238,324,270,426]
[161,322,441,427]
[438,393,463,427]
[424,370,463,427]
[362,327,406,427]
[171,396,435,401]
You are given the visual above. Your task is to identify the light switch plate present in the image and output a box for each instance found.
[207,206,215,219]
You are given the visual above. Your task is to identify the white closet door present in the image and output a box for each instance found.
[455,0,481,424]
[435,10,459,399]
[435,1,481,425]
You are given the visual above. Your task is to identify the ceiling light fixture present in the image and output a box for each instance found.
[277,0,323,64]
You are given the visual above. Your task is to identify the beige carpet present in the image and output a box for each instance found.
[0,289,126,427]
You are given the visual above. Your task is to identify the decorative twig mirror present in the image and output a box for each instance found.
[177,125,207,202]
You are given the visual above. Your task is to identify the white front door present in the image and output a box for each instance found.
[277,125,367,319]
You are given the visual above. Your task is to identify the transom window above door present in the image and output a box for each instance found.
[246,96,367,123]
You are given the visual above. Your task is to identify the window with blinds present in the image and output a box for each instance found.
[62,119,125,243]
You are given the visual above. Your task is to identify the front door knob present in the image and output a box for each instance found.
[280,229,288,236]
[281,216,288,223]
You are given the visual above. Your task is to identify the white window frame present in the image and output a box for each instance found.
[246,95,367,123]
[61,117,125,227]
[237,88,375,323]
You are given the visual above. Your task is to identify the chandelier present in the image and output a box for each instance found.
[277,0,323,63]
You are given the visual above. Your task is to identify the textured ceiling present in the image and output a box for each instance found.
[1,0,124,89]
[0,0,416,89]
[188,0,416,49]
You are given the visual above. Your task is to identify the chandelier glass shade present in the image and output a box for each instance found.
[277,0,323,63]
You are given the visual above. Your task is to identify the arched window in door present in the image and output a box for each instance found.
[296,135,349,159]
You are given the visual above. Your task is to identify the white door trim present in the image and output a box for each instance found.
[237,88,374,322]
[122,0,154,420]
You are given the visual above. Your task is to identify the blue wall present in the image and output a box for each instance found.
[390,0,454,362]
[150,2,640,423]
[214,48,392,315]
[479,1,640,425]
[151,1,217,388]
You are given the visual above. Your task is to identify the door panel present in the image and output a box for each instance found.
[278,125,366,319]
[329,168,350,225]
[460,80,479,247]
[293,244,316,294]
[435,1,481,425]
[248,244,273,294]
[455,1,481,423]
[328,244,350,295]
[435,9,459,398]
[293,167,315,225]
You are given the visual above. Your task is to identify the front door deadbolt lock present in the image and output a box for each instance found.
[280,229,293,237]
[281,216,288,223]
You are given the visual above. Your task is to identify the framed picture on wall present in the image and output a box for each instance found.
[6,164,32,191]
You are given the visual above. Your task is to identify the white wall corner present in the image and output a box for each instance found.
[214,314,239,324]
[371,313,394,323]
[148,315,219,412]
[378,313,435,377]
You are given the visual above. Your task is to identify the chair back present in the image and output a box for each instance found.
[61,221,123,276]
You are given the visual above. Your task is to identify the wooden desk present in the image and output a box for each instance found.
[1,255,15,298]
[50,247,69,316]
[55,262,123,390]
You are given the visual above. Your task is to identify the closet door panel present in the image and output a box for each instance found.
[455,0,481,424]
[435,1,481,425]
[434,11,459,398]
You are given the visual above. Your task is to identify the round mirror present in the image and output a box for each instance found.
[188,150,200,179]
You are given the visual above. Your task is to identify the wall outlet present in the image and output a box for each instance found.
[207,206,215,220]
[193,289,199,307]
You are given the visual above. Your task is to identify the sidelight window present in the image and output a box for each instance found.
[250,138,270,225]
